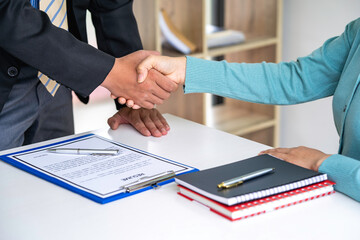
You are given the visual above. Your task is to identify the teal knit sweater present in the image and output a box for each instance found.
[184,18,360,202]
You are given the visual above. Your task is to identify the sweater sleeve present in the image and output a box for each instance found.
[319,154,360,201]
[184,19,357,105]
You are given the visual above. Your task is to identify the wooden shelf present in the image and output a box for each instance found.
[133,0,282,147]
[209,104,276,136]
[161,47,205,58]
[207,37,279,57]
[163,37,278,59]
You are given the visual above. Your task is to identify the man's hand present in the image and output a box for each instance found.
[117,55,187,108]
[101,50,178,109]
[107,107,170,137]
[259,146,331,171]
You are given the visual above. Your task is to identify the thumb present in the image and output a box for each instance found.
[107,112,128,130]
[107,115,120,130]
[137,55,158,83]
[136,51,160,83]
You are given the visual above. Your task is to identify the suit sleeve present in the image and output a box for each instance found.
[89,0,143,57]
[89,0,143,109]
[0,0,115,97]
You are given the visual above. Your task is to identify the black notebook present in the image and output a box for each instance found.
[175,154,327,206]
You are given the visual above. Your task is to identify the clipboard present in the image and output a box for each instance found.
[0,133,198,204]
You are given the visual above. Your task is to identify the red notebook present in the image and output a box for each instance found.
[178,180,335,221]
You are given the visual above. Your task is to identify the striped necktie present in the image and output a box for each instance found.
[30,0,68,96]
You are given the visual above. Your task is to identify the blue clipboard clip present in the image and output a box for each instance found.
[119,170,176,193]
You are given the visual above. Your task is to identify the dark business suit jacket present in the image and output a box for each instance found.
[0,0,142,112]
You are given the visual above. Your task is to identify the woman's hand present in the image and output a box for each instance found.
[259,146,331,171]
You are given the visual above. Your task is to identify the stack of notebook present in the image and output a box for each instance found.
[175,154,335,221]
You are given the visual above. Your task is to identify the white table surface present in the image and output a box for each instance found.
[1,114,359,240]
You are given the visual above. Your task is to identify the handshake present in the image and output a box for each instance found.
[101,50,187,109]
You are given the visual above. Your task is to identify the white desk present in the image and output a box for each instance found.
[1,114,359,240]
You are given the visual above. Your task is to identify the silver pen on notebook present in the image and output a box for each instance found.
[217,168,275,189]
[47,148,119,156]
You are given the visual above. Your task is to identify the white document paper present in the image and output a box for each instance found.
[7,135,193,198]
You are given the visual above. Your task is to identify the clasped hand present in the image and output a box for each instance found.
[114,54,187,109]
[101,51,184,137]
[101,50,181,109]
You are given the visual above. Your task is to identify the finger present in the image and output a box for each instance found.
[258,149,272,155]
[259,149,279,157]
[133,84,166,107]
[151,86,171,101]
[118,97,127,105]
[134,70,171,106]
[150,111,168,135]
[107,113,122,130]
[126,100,135,108]
[137,58,152,83]
[260,148,292,155]
[110,94,117,99]
[271,148,292,154]
[137,55,159,83]
[127,113,151,136]
[142,114,162,137]
[137,93,164,107]
[156,111,170,131]
[146,70,173,100]
[132,104,141,110]
[151,69,178,92]
[141,101,155,109]
[266,151,290,161]
[129,95,158,109]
